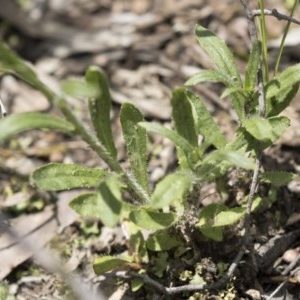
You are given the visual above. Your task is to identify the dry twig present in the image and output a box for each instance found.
[252,8,300,26]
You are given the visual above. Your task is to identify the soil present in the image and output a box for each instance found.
[1,0,300,299]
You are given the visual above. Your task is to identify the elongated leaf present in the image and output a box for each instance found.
[197,203,228,228]
[261,171,296,187]
[93,256,132,275]
[139,122,194,154]
[146,229,182,251]
[120,103,149,194]
[221,86,245,99]
[0,113,74,143]
[0,42,54,100]
[213,207,246,227]
[70,175,122,227]
[201,149,255,170]
[197,149,255,180]
[129,209,177,230]
[199,226,223,241]
[243,117,273,141]
[186,90,227,148]
[31,163,107,191]
[243,116,290,143]
[195,24,242,86]
[150,170,194,209]
[85,66,117,158]
[268,116,290,142]
[61,80,99,98]
[197,203,227,241]
[266,64,300,117]
[171,88,198,147]
[185,70,231,86]
[244,40,261,91]
[194,25,246,119]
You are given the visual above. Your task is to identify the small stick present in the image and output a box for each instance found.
[252,9,300,26]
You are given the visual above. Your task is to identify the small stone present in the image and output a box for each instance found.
[282,249,299,263]
[245,289,261,300]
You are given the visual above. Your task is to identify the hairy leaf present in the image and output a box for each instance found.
[243,117,273,141]
[146,229,182,251]
[186,89,227,148]
[31,163,107,191]
[93,256,132,275]
[120,103,149,194]
[266,64,300,117]
[185,69,231,86]
[197,203,227,241]
[0,42,54,100]
[213,207,246,227]
[261,171,296,187]
[243,116,290,143]
[172,88,198,147]
[70,175,122,227]
[139,122,195,154]
[85,66,117,158]
[0,113,74,143]
[129,209,177,230]
[195,24,242,86]
[244,40,261,91]
[150,171,194,209]
[61,80,99,98]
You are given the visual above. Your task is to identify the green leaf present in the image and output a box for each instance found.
[85,66,117,158]
[195,24,242,86]
[185,69,231,86]
[207,150,255,169]
[70,175,122,227]
[221,86,245,99]
[243,116,290,143]
[196,148,255,181]
[131,278,144,292]
[194,25,246,120]
[150,171,194,209]
[213,207,246,227]
[146,229,182,251]
[129,209,177,230]
[0,42,54,100]
[171,88,200,167]
[0,113,74,143]
[129,230,146,259]
[244,40,261,91]
[268,116,290,143]
[197,203,227,241]
[120,103,149,194]
[185,89,227,149]
[197,203,227,228]
[171,88,198,147]
[93,256,132,275]
[243,117,273,141]
[261,171,297,187]
[31,163,107,191]
[139,122,194,154]
[199,226,223,241]
[220,87,247,121]
[61,80,99,98]
[266,64,300,117]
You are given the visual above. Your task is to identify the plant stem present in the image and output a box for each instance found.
[56,97,151,204]
[258,0,269,83]
[274,0,299,77]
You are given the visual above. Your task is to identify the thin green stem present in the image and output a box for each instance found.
[56,97,151,204]
[274,0,299,77]
[258,0,268,83]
